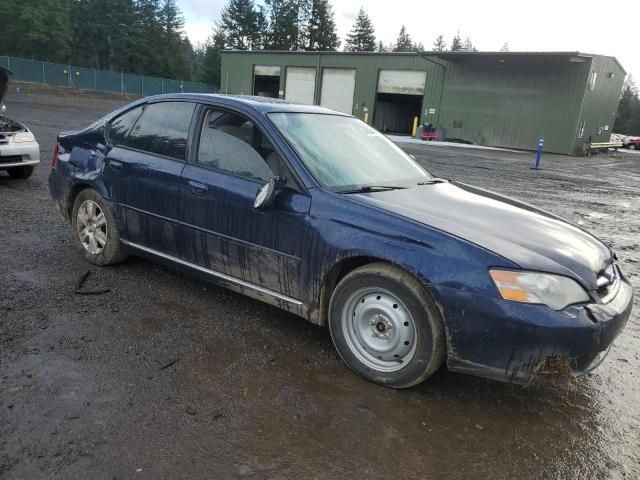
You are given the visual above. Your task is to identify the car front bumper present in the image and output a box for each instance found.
[0,141,40,169]
[434,275,634,384]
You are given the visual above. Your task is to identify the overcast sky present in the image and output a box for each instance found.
[178,0,638,79]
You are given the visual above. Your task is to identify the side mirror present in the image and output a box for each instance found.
[1,104,6,114]
[253,176,286,210]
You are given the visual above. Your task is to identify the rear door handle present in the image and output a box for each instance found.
[109,160,123,173]
[188,180,208,195]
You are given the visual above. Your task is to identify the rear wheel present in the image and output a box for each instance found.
[7,165,34,179]
[629,143,637,150]
[328,263,445,389]
[71,188,127,265]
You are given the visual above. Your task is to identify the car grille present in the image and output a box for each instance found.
[0,134,9,145]
[596,263,620,303]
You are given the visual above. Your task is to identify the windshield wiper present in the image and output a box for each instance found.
[417,178,449,185]
[337,185,408,194]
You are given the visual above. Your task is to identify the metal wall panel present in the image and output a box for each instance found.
[572,56,625,154]
[437,55,590,154]
[285,67,316,104]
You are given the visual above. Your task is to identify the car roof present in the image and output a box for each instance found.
[143,93,350,116]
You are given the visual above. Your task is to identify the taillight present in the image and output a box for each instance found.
[51,143,59,168]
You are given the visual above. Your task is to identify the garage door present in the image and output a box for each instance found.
[285,67,316,105]
[378,70,426,95]
[320,68,356,114]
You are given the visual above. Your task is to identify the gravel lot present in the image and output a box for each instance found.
[1,87,639,479]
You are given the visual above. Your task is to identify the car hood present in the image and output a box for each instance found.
[0,66,10,106]
[353,181,611,290]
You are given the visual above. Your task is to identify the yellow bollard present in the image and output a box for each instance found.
[364,111,369,123]
[412,116,419,137]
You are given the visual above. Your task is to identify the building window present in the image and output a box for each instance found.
[578,121,586,139]
[588,72,598,91]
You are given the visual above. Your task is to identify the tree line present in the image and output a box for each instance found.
[0,0,483,86]
[0,0,196,81]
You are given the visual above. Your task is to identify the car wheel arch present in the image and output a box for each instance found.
[315,255,437,327]
[67,182,111,219]
[67,183,92,218]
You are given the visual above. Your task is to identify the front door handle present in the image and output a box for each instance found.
[188,180,208,195]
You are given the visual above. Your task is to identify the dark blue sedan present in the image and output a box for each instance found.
[48,94,633,388]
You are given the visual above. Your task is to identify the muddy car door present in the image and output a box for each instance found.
[179,106,310,301]
[103,101,196,256]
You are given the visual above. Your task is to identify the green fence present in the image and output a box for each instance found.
[0,56,217,96]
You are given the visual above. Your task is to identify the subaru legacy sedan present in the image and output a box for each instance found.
[48,95,633,388]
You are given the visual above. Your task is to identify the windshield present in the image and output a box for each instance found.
[269,113,431,191]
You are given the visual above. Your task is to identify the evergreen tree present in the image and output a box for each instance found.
[197,29,226,87]
[462,37,476,52]
[614,77,640,135]
[264,0,305,50]
[377,41,387,52]
[306,0,340,51]
[70,0,136,71]
[344,8,376,52]
[393,25,414,52]
[450,33,463,51]
[16,0,72,62]
[159,0,190,79]
[218,0,264,50]
[500,42,510,52]
[255,5,269,49]
[127,0,164,75]
[433,35,446,51]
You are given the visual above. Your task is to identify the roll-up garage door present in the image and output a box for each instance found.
[320,68,356,114]
[377,70,426,95]
[285,67,316,105]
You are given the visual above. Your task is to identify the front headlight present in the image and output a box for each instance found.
[489,269,590,310]
[14,132,35,143]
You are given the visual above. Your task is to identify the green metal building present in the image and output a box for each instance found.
[220,51,625,155]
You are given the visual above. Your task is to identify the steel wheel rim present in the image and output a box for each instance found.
[77,200,107,255]
[341,287,417,372]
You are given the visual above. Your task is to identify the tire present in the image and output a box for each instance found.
[7,165,34,179]
[328,263,445,389]
[629,144,637,150]
[71,188,127,265]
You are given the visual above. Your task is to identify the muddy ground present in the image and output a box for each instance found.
[1,87,639,479]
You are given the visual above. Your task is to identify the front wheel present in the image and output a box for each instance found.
[629,144,637,150]
[328,263,445,389]
[71,188,127,265]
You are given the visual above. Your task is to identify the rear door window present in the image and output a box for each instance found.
[126,102,196,160]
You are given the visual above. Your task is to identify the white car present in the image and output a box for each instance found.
[1,66,39,179]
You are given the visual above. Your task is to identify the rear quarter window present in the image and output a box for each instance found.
[107,106,143,146]
[126,102,196,160]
